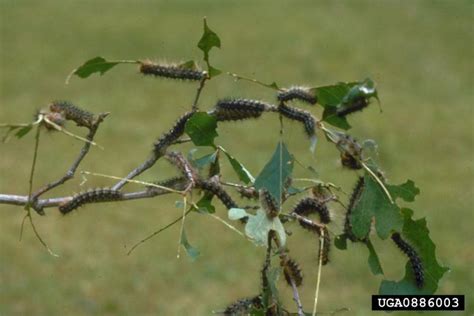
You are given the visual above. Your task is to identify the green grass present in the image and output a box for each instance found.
[1,1,472,315]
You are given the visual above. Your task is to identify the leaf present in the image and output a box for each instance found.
[195,193,215,214]
[351,173,403,240]
[245,209,286,247]
[192,151,218,169]
[179,60,199,70]
[366,240,384,275]
[313,82,358,107]
[228,208,249,220]
[387,180,420,202]
[197,18,221,77]
[322,107,351,130]
[379,208,449,295]
[254,141,293,205]
[334,234,348,250]
[180,229,200,261]
[15,125,33,138]
[68,57,122,81]
[220,146,255,184]
[185,112,218,147]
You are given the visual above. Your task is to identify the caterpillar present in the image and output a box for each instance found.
[282,258,303,287]
[59,188,122,214]
[259,188,279,218]
[146,176,188,193]
[277,86,317,105]
[165,151,198,185]
[318,226,331,265]
[336,96,369,117]
[391,232,424,288]
[196,180,238,210]
[337,134,363,170]
[344,177,366,242]
[154,111,195,155]
[292,197,331,224]
[223,295,263,315]
[278,103,315,138]
[139,61,205,81]
[213,98,274,121]
[237,186,259,200]
[49,101,95,128]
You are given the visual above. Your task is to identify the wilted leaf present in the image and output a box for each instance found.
[228,208,249,220]
[185,112,218,147]
[379,208,449,295]
[254,141,293,205]
[245,209,286,247]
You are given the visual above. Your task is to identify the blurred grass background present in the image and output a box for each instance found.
[0,1,472,315]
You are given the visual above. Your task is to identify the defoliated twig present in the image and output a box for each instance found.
[312,228,325,316]
[192,75,208,111]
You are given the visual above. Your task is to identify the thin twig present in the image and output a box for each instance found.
[192,76,208,111]
[176,196,187,259]
[312,228,325,316]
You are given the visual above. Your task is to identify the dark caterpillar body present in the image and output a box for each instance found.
[196,180,238,210]
[344,177,366,242]
[154,111,194,154]
[282,258,303,287]
[237,186,259,200]
[277,87,317,105]
[140,61,205,81]
[165,151,198,185]
[318,226,331,265]
[259,188,279,218]
[59,188,122,214]
[336,96,369,117]
[223,295,263,315]
[292,197,331,224]
[278,103,315,138]
[391,233,424,288]
[146,176,188,193]
[337,134,363,170]
[49,101,95,128]
[213,98,272,121]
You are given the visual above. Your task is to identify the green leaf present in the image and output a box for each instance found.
[245,209,286,247]
[254,141,293,205]
[379,208,449,295]
[195,193,215,214]
[70,57,121,79]
[185,112,218,147]
[180,229,200,261]
[351,173,403,240]
[322,107,351,130]
[228,208,249,220]
[313,82,358,107]
[178,60,199,70]
[387,180,420,202]
[15,125,33,138]
[334,234,348,250]
[197,18,221,77]
[366,240,384,275]
[220,146,255,184]
[192,151,218,169]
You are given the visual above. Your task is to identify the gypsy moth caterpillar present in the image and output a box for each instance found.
[278,103,315,138]
[59,188,122,214]
[165,151,198,185]
[344,177,366,242]
[391,232,424,288]
[49,101,95,129]
[336,96,369,117]
[282,258,303,287]
[259,188,279,218]
[337,134,363,170]
[213,98,273,121]
[319,226,331,265]
[277,86,317,105]
[223,296,263,315]
[146,176,188,193]
[196,179,238,210]
[154,111,194,155]
[292,197,331,224]
[139,61,205,81]
[237,186,259,200]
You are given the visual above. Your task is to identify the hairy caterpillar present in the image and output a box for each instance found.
[391,232,424,288]
[213,98,274,121]
[139,61,205,81]
[318,226,331,265]
[344,177,366,242]
[277,86,317,105]
[59,188,122,214]
[49,101,95,128]
[282,258,303,287]
[292,197,331,224]
[337,134,363,170]
[146,176,188,193]
[336,96,369,117]
[259,188,279,218]
[154,111,194,154]
[196,180,238,210]
[223,296,263,315]
[165,151,198,185]
[278,103,315,138]
[237,186,259,200]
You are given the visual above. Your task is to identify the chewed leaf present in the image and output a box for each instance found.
[245,209,286,247]
[185,112,218,147]
[197,18,221,77]
[66,57,138,83]
[388,180,420,202]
